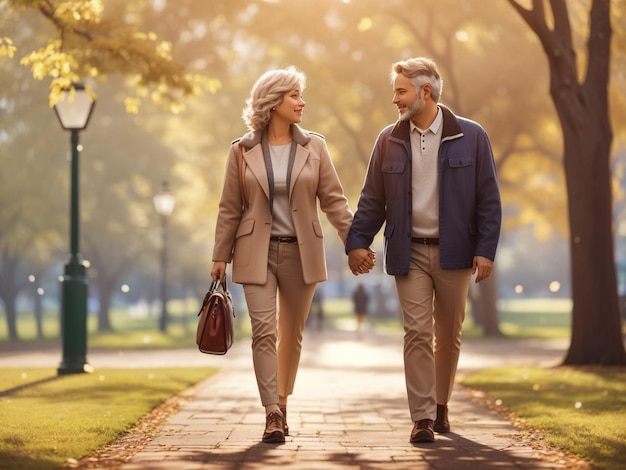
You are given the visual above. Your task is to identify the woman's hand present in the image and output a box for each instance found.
[211,262,227,283]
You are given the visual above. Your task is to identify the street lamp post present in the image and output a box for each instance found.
[53,83,96,375]
[153,181,176,333]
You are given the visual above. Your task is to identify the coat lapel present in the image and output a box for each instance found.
[243,146,270,202]
[239,124,312,204]
[289,145,309,200]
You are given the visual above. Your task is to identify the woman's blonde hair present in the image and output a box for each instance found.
[242,66,306,131]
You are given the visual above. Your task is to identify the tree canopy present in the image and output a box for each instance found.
[2,0,220,111]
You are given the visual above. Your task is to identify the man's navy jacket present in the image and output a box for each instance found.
[346,105,502,276]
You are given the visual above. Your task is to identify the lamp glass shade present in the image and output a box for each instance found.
[153,190,176,216]
[54,86,95,130]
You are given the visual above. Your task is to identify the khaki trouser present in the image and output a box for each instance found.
[394,243,472,422]
[243,240,317,406]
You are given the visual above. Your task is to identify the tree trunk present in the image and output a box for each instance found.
[555,2,624,365]
[468,285,484,328]
[509,0,625,364]
[468,275,501,336]
[96,278,114,332]
[479,273,502,336]
[562,130,624,364]
[1,298,19,341]
[0,250,20,341]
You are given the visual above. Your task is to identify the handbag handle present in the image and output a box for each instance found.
[209,276,229,294]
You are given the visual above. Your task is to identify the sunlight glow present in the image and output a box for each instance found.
[358,17,373,32]
[455,30,469,42]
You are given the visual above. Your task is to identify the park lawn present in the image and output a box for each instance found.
[0,297,574,347]
[0,366,216,470]
[463,366,626,470]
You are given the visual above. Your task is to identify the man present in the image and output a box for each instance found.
[346,57,501,443]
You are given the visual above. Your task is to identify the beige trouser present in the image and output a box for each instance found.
[394,243,472,422]
[243,240,317,406]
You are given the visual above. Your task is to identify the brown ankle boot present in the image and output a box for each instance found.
[262,410,285,443]
[280,406,289,436]
[434,404,450,433]
[410,419,435,443]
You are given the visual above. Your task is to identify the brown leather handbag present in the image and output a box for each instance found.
[196,279,235,355]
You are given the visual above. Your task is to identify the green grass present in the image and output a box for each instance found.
[0,297,251,351]
[1,297,574,346]
[1,296,574,347]
[463,366,626,470]
[0,366,216,470]
[0,298,203,345]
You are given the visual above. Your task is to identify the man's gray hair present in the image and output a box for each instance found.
[391,57,443,103]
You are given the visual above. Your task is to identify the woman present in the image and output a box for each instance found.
[211,67,360,443]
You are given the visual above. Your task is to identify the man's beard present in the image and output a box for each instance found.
[400,96,425,121]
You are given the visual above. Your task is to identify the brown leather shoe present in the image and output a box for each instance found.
[280,406,289,436]
[410,419,435,443]
[262,410,285,443]
[434,404,450,433]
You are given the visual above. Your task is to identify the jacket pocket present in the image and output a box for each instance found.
[236,218,255,238]
[382,161,406,173]
[447,156,473,168]
[233,219,255,268]
[312,220,324,238]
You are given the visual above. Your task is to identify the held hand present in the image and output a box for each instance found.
[210,261,227,283]
[472,256,493,283]
[348,248,376,275]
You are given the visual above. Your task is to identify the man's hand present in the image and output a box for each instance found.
[348,248,376,275]
[472,256,493,283]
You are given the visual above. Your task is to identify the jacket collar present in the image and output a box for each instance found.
[239,124,312,149]
[389,104,462,142]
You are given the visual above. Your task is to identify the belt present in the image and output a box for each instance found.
[270,236,298,244]
[411,237,439,245]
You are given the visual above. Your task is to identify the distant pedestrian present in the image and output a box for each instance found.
[352,283,369,337]
[309,287,324,330]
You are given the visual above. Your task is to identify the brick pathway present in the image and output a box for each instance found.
[105,329,572,469]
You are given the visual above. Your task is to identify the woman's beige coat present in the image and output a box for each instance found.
[213,125,353,285]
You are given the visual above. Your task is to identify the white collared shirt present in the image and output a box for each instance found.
[409,107,443,238]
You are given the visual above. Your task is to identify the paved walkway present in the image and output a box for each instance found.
[17,326,572,470]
